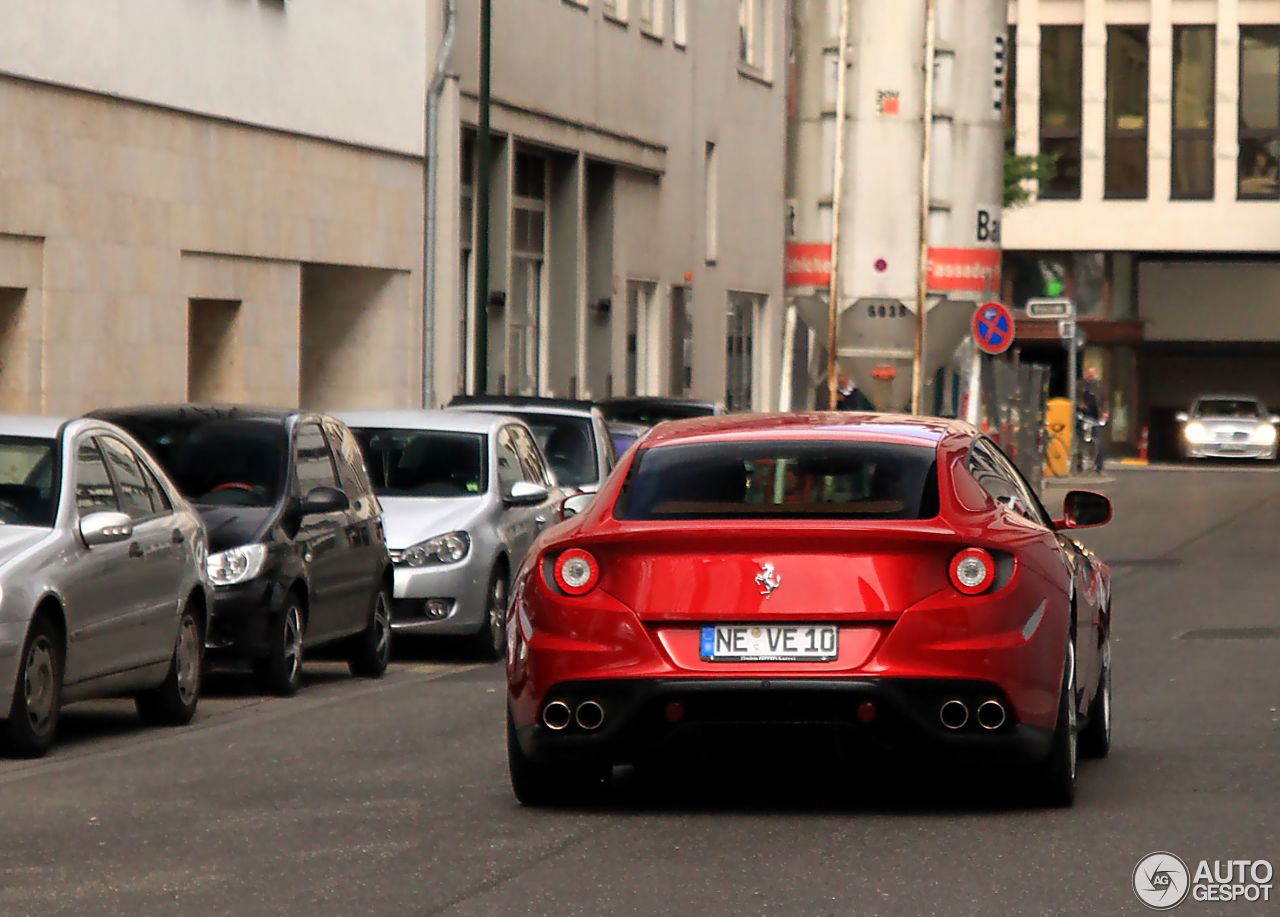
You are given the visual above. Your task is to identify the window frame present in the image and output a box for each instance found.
[638,0,662,39]
[293,422,341,497]
[73,436,121,517]
[602,0,628,25]
[98,434,165,521]
[1104,25,1150,200]
[1171,25,1216,200]
[1238,25,1280,200]
[1038,25,1084,200]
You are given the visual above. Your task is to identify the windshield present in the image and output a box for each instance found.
[0,437,58,527]
[1195,399,1263,419]
[352,428,486,497]
[108,416,287,507]
[616,440,939,520]
[519,413,598,487]
[610,428,644,456]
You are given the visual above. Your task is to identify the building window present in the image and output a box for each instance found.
[1172,26,1215,200]
[511,152,547,395]
[1039,26,1083,199]
[704,141,718,263]
[672,0,687,46]
[1105,26,1149,199]
[602,0,627,23]
[726,294,762,412]
[1239,26,1280,199]
[738,0,768,74]
[1005,25,1016,156]
[638,0,661,37]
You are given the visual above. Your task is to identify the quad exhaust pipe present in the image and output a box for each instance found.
[939,699,969,730]
[575,700,605,731]
[542,700,572,731]
[976,699,1007,731]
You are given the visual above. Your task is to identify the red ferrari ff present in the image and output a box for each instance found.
[506,414,1112,806]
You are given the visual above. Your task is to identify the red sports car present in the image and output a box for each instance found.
[505,414,1112,806]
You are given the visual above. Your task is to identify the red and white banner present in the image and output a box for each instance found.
[926,247,1001,293]
[785,242,832,288]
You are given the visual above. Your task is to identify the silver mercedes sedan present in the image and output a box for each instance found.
[338,410,564,660]
[0,415,209,756]
[1177,395,1280,461]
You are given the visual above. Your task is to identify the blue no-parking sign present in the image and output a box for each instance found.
[972,301,1014,355]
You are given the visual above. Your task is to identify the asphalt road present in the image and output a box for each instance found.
[2,464,1278,916]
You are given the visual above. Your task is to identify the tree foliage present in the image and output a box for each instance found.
[1003,149,1059,209]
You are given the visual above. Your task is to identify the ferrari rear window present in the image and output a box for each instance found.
[615,440,939,520]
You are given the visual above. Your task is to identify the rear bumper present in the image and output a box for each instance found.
[512,677,1053,766]
[0,622,24,716]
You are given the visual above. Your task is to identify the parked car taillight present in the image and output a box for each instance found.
[551,548,600,596]
[949,548,996,595]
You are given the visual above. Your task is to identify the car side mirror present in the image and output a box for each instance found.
[505,481,549,507]
[1054,490,1112,530]
[1175,411,1190,423]
[80,511,133,547]
[560,492,594,519]
[299,485,349,516]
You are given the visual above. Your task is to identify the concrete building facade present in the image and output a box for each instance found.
[1005,0,1280,452]
[436,0,788,410]
[0,0,788,416]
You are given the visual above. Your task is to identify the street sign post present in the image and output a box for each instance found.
[1026,297,1075,320]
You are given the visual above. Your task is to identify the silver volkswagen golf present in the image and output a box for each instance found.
[0,415,209,756]
[338,410,564,660]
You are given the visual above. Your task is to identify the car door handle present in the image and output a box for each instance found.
[128,541,144,559]
[171,529,185,545]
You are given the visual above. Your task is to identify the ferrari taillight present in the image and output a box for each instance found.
[949,547,996,595]
[552,548,600,596]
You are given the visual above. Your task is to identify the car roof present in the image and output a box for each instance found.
[640,412,973,448]
[600,396,718,410]
[0,413,69,438]
[88,404,303,424]
[1194,394,1263,403]
[336,409,509,435]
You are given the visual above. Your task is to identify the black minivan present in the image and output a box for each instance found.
[89,405,392,695]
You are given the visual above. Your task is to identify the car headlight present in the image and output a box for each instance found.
[206,543,268,586]
[1184,421,1208,444]
[399,531,470,567]
[1252,424,1277,445]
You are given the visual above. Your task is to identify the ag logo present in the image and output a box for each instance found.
[1134,852,1190,910]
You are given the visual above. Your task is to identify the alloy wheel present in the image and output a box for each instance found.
[373,593,391,666]
[176,616,201,707]
[283,606,303,684]
[23,636,56,735]
[489,576,508,655]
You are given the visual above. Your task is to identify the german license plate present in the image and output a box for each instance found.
[700,625,838,662]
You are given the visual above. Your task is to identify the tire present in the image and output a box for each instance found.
[1026,641,1078,807]
[254,598,304,697]
[3,615,63,758]
[1079,637,1112,759]
[136,604,204,726]
[348,586,392,679]
[506,707,607,806]
[470,565,509,662]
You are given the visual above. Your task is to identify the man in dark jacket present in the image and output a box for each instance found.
[836,373,874,411]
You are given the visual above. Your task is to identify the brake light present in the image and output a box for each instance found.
[552,548,600,596]
[949,548,996,595]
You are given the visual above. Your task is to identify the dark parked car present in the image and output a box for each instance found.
[598,396,724,427]
[88,405,392,695]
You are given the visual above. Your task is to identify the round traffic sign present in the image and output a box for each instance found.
[972,301,1014,355]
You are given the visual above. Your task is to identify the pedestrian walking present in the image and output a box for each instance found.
[836,373,874,411]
